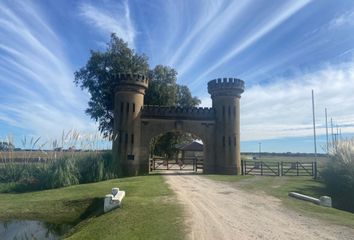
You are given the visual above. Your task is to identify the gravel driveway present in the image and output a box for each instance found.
[165,173,354,240]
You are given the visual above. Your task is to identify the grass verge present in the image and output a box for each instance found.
[204,175,354,228]
[0,175,185,240]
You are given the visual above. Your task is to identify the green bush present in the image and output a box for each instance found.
[46,158,80,189]
[77,151,117,183]
[0,163,27,183]
[322,139,354,212]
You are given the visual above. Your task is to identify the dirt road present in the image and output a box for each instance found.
[165,173,354,240]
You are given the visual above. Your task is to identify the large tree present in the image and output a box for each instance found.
[74,34,149,137]
[75,34,200,156]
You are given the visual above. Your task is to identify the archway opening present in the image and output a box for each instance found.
[149,131,204,173]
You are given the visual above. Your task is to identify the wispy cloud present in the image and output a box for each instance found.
[192,0,312,85]
[240,59,354,141]
[0,1,95,138]
[79,0,135,47]
[328,10,354,29]
[170,0,252,77]
[167,0,229,67]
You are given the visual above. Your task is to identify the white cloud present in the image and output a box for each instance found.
[79,0,135,47]
[240,59,354,141]
[328,10,354,29]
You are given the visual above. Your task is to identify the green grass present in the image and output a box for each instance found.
[204,175,354,228]
[0,175,185,240]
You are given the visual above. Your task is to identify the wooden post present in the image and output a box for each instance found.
[277,162,280,176]
[314,162,317,179]
[296,162,299,176]
[261,162,263,176]
[281,162,283,176]
[241,160,244,175]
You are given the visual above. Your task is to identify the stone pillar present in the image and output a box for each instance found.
[208,78,244,175]
[113,73,148,177]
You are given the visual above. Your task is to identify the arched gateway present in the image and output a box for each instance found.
[113,74,244,176]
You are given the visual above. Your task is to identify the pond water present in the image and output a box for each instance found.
[0,220,72,240]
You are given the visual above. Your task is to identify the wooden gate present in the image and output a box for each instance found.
[150,157,203,172]
[242,161,280,176]
[281,162,317,178]
[242,160,317,178]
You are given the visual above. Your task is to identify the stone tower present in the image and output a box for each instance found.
[113,73,149,177]
[208,78,244,174]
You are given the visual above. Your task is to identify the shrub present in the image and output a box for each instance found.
[77,151,117,183]
[46,158,80,189]
[0,163,27,183]
[322,139,354,212]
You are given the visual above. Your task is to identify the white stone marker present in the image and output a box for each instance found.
[104,187,126,213]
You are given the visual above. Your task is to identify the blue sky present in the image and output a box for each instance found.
[0,0,354,152]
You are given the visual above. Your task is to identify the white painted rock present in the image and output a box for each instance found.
[319,196,332,207]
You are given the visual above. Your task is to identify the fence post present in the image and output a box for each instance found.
[281,162,283,176]
[277,162,280,176]
[314,162,317,179]
[296,162,299,176]
[261,162,263,176]
[241,160,244,175]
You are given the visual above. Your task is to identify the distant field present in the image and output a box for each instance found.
[0,150,104,162]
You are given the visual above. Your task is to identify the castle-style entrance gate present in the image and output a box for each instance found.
[112,74,244,176]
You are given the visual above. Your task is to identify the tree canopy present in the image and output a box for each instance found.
[74,34,149,137]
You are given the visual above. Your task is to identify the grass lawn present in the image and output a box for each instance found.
[205,175,354,228]
[0,175,186,239]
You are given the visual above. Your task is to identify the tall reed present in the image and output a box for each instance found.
[0,130,115,192]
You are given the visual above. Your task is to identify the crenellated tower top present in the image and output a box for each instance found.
[207,77,244,98]
[114,73,149,94]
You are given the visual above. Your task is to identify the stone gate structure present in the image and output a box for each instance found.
[113,73,244,176]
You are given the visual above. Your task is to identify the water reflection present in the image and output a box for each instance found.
[0,220,71,240]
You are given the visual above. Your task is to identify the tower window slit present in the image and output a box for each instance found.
[222,136,225,147]
[222,106,225,117]
[228,106,231,117]
[131,134,134,145]
[125,133,128,145]
[234,136,236,146]
[120,102,124,113]
[133,103,135,113]
[228,136,231,146]
[126,103,129,113]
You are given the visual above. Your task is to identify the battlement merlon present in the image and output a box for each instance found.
[114,73,149,94]
[207,78,245,98]
[141,105,215,121]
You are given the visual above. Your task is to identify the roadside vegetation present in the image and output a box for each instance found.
[322,138,354,213]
